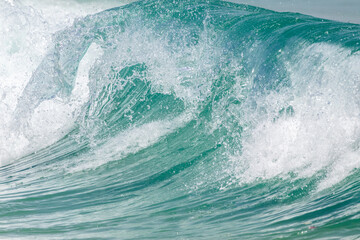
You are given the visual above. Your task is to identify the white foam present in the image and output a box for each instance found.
[1,0,213,165]
[27,42,102,147]
[0,0,118,165]
[95,25,221,107]
[68,112,194,172]
[0,41,102,165]
[229,43,360,189]
[71,43,103,107]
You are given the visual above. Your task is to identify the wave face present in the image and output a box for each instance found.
[1,0,360,239]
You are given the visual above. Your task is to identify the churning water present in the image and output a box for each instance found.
[1,0,360,239]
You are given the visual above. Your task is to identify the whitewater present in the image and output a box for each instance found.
[1,0,360,239]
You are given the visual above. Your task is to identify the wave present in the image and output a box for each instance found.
[1,0,360,239]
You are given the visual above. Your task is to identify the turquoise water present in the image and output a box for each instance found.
[1,0,360,239]
[231,0,360,24]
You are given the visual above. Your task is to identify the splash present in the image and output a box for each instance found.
[1,1,360,239]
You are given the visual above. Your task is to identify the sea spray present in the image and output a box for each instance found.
[1,0,360,239]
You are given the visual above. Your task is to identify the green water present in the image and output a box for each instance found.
[1,0,360,239]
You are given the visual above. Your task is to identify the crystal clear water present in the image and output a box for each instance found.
[1,0,360,239]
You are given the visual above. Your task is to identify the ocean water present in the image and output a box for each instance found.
[231,0,360,24]
[1,0,360,239]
